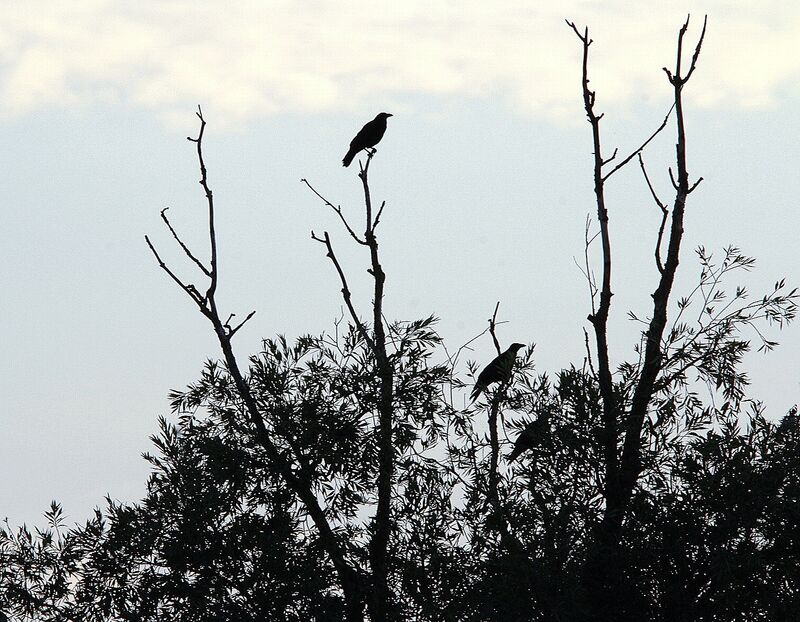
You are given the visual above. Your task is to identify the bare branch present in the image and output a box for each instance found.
[227,310,256,339]
[684,15,708,83]
[664,15,708,86]
[638,153,668,274]
[602,103,675,181]
[159,208,212,277]
[488,302,502,355]
[373,200,387,231]
[668,167,678,190]
[601,148,618,166]
[583,327,597,377]
[144,235,206,308]
[580,214,600,315]
[566,18,619,523]
[358,151,375,238]
[689,177,704,193]
[187,105,218,302]
[314,230,374,351]
[565,20,591,47]
[302,178,367,245]
[620,13,707,516]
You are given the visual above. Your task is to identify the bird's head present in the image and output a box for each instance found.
[509,342,525,353]
[377,112,393,119]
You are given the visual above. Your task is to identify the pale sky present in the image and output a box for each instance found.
[2,1,799,526]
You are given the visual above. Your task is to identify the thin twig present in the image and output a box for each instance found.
[188,106,217,302]
[602,103,675,181]
[302,178,367,245]
[358,151,375,238]
[145,235,205,307]
[489,302,502,355]
[160,208,211,276]
[228,310,257,338]
[311,230,375,351]
[373,201,387,230]
[583,327,597,378]
[582,214,599,315]
[638,154,668,274]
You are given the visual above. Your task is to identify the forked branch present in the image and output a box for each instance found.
[147,109,364,620]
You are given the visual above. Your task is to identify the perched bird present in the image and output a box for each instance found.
[508,413,551,462]
[470,343,525,402]
[342,112,393,167]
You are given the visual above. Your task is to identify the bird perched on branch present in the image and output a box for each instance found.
[508,413,551,462]
[342,112,393,167]
[469,342,525,402]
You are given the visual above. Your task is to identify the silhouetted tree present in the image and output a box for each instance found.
[564,15,798,621]
[3,17,799,622]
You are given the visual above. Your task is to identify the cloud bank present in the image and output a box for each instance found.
[1,1,798,127]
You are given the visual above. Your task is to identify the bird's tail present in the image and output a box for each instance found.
[469,383,485,403]
[342,148,357,167]
[508,445,524,462]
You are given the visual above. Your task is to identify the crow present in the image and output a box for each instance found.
[342,112,393,167]
[469,343,525,402]
[508,413,551,462]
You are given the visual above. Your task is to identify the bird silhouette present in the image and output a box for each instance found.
[342,112,393,167]
[508,413,551,461]
[470,343,525,402]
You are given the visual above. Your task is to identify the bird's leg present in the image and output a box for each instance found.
[366,148,377,156]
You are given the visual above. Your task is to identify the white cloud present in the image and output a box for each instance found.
[0,1,798,127]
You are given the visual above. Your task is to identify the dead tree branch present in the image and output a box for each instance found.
[601,103,675,181]
[566,19,620,518]
[638,153,669,274]
[306,149,395,622]
[621,14,708,505]
[302,179,367,245]
[147,108,365,621]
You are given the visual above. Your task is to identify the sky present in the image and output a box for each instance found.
[2,1,799,527]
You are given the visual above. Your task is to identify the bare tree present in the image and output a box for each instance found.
[146,108,365,621]
[566,15,707,619]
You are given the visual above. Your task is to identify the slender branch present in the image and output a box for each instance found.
[311,231,375,351]
[226,310,257,339]
[579,214,600,315]
[601,147,618,166]
[188,106,218,301]
[668,167,678,190]
[144,235,206,308]
[602,103,675,181]
[373,200,386,230]
[159,208,211,277]
[638,153,668,274]
[359,152,375,238]
[583,327,597,378]
[489,302,502,355]
[567,19,619,518]
[302,179,367,245]
[688,177,704,193]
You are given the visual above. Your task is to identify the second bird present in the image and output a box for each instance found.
[470,343,526,402]
[342,112,393,167]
